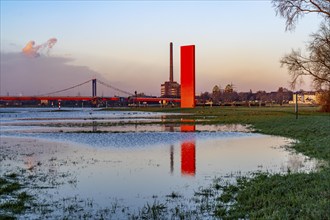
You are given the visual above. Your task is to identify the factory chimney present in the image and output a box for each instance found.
[170,42,173,82]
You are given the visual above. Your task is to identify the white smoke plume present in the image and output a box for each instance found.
[22,38,57,57]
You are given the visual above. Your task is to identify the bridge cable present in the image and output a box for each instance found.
[97,80,134,96]
[39,79,93,96]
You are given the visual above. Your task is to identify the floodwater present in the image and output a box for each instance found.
[0,108,320,218]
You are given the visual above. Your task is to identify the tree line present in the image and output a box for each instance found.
[199,86,295,106]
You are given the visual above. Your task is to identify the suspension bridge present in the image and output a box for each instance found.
[0,78,180,106]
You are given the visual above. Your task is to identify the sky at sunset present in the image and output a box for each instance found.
[0,1,322,97]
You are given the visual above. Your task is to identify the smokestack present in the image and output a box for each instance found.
[170,42,173,82]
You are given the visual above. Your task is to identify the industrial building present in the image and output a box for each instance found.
[161,42,180,98]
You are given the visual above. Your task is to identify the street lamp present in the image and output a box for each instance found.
[295,91,298,119]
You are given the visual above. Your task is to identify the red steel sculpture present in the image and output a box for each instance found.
[180,45,195,108]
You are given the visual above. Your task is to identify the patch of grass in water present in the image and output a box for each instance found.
[0,174,33,217]
[5,173,18,179]
[0,178,9,186]
[139,201,167,219]
[0,215,16,220]
[166,192,182,199]
[17,192,32,201]
[0,200,25,214]
[0,182,21,195]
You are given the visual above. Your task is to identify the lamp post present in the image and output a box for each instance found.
[295,91,298,119]
[135,91,137,107]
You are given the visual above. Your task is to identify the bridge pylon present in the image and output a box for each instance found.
[92,78,98,107]
[92,79,97,97]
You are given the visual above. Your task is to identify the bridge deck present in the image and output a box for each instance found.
[0,96,181,103]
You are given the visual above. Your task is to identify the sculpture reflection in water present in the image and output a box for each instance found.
[180,123,196,176]
[166,121,196,177]
[170,145,174,174]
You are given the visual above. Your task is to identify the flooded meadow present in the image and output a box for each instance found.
[0,108,321,218]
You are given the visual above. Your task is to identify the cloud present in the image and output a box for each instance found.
[22,38,58,57]
[0,52,109,96]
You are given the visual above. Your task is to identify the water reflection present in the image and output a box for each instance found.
[170,145,174,174]
[181,141,196,176]
[6,133,318,214]
[180,123,196,177]
[284,154,307,172]
[0,108,322,217]
[165,122,197,177]
[25,154,35,170]
[92,121,97,132]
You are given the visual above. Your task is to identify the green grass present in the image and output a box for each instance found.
[0,182,21,195]
[0,174,32,218]
[203,107,330,219]
[126,106,330,219]
[206,107,329,218]
[221,172,330,219]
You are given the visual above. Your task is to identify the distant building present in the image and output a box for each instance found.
[291,91,320,104]
[161,81,180,97]
[161,42,181,98]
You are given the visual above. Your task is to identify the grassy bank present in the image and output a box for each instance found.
[136,106,330,218]
[211,107,329,219]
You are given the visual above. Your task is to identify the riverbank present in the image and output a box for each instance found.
[108,106,330,218]
[192,106,330,219]
[1,106,329,219]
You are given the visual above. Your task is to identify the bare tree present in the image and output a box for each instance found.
[281,23,330,90]
[272,0,330,31]
[273,0,330,106]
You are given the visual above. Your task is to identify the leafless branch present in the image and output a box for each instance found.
[272,0,330,31]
